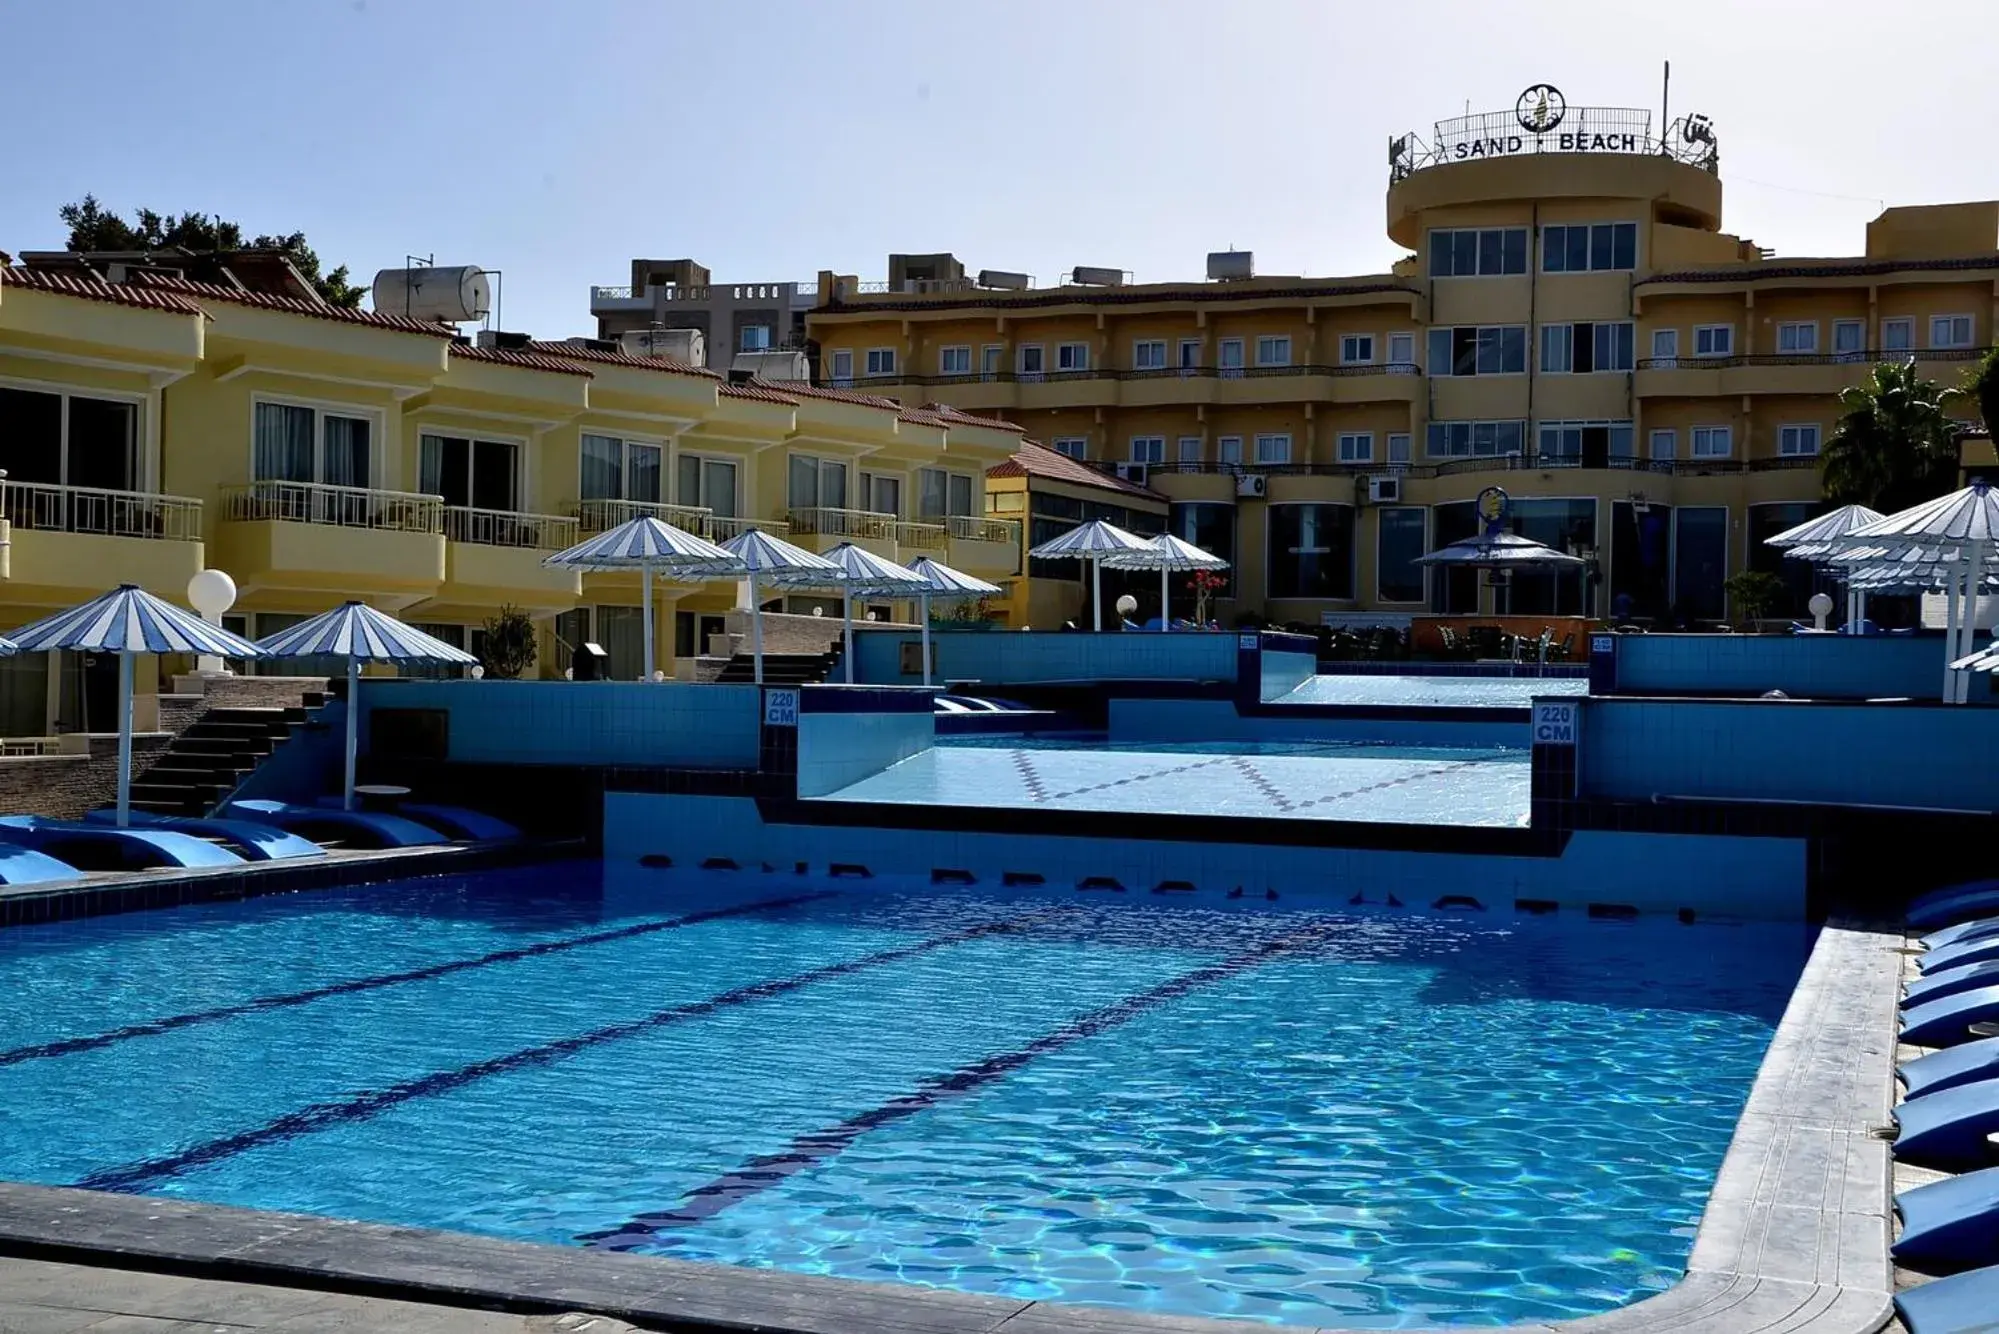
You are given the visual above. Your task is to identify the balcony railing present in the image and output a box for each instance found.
[574,497,715,536]
[1082,455,1821,483]
[444,506,579,550]
[894,520,949,550]
[708,515,791,540]
[589,285,638,302]
[787,506,897,540]
[0,481,203,542]
[221,481,443,533]
[848,362,1423,389]
[1638,346,1992,370]
[944,514,1021,544]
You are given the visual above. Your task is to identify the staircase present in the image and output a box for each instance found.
[712,651,838,686]
[126,697,326,817]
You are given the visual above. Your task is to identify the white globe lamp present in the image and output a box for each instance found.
[1808,591,1835,632]
[187,569,238,677]
[1115,594,1138,620]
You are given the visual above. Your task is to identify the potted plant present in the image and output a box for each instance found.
[479,604,538,678]
[1187,568,1226,627]
[1722,571,1786,632]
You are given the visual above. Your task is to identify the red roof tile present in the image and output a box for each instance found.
[125,271,456,336]
[448,343,594,376]
[0,265,205,315]
[752,379,903,411]
[895,407,957,429]
[988,441,1165,501]
[522,340,720,380]
[917,403,1026,433]
[719,381,800,405]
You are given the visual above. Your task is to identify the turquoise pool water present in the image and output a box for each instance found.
[1278,675,1590,709]
[0,865,1809,1327]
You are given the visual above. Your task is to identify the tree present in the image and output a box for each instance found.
[478,606,537,679]
[1723,570,1787,629]
[1967,346,1999,440]
[57,195,365,308]
[1818,359,1962,513]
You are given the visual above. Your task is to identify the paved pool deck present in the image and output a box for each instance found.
[0,918,1903,1334]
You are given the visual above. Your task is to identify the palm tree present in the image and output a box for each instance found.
[1819,359,1962,512]
[1966,346,1999,439]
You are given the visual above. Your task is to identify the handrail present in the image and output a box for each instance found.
[573,497,714,536]
[0,481,203,542]
[893,519,949,550]
[944,514,1021,544]
[849,362,1423,389]
[1085,455,1820,482]
[787,506,897,539]
[708,515,791,540]
[444,506,579,550]
[1638,346,1993,370]
[590,285,637,302]
[221,481,442,533]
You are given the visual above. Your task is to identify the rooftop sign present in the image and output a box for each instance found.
[1390,85,1717,180]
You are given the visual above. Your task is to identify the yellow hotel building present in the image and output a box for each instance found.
[809,92,1998,630]
[0,255,1023,735]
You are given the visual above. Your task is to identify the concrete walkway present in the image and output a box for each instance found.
[0,1258,646,1333]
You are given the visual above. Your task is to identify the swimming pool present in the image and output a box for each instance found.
[0,863,1810,1327]
[1277,675,1590,709]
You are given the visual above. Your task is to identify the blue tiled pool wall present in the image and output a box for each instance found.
[1257,647,1318,702]
[603,792,1808,919]
[795,687,936,798]
[850,628,1238,687]
[359,681,762,769]
[1308,660,1588,679]
[1109,698,1528,749]
[1602,631,1992,702]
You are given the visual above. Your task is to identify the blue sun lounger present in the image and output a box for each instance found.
[0,842,84,885]
[82,809,324,861]
[1895,1079,1999,1171]
[1905,986,1999,1048]
[1902,1038,1999,1101]
[1925,917,1999,952]
[309,798,517,842]
[1910,882,1999,932]
[1923,935,1999,975]
[1895,1262,1999,1333]
[1908,963,1999,1010]
[222,800,445,849]
[0,816,244,870]
[1897,1165,1999,1272]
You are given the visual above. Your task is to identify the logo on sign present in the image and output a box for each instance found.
[763,689,799,728]
[1238,633,1259,650]
[1591,635,1614,655]
[1516,84,1567,133]
[1532,702,1578,746]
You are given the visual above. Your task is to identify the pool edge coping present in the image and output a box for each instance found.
[0,918,1899,1334]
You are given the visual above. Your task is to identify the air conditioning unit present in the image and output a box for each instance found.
[1116,462,1150,483]
[1236,473,1268,499]
[1367,475,1401,503]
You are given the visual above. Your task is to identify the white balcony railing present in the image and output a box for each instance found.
[894,519,949,551]
[945,514,1022,545]
[444,506,579,550]
[589,285,638,303]
[708,515,792,540]
[574,498,715,537]
[1,481,203,542]
[221,481,443,534]
[787,506,898,540]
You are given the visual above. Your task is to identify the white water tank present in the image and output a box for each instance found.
[978,269,1031,290]
[1070,266,1126,287]
[620,328,705,364]
[730,350,810,382]
[370,267,491,324]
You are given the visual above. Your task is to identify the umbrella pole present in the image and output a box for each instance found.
[344,656,360,812]
[1092,558,1102,632]
[750,571,764,685]
[843,587,855,684]
[1943,564,1963,702]
[1959,546,1985,704]
[115,651,133,828]
[920,592,933,687]
[1160,565,1169,632]
[641,560,654,682]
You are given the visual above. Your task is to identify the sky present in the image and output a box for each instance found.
[4,0,1996,340]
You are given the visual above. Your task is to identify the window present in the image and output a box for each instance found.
[1776,322,1818,355]
[580,433,662,503]
[1170,502,1237,600]
[1377,507,1427,603]
[1018,344,1046,379]
[1339,334,1374,365]
[1674,507,1729,620]
[1057,342,1090,372]
[1050,436,1088,460]
[1129,436,1166,464]
[1541,322,1635,373]
[1178,339,1203,371]
[1778,424,1821,457]
[1542,222,1637,272]
[1254,433,1292,465]
[1651,328,1679,362]
[918,468,976,518]
[420,433,519,512]
[1133,340,1168,371]
[1537,420,1633,465]
[1932,315,1975,349]
[1336,432,1373,463]
[1387,332,1416,367]
[1694,325,1734,357]
[864,347,896,376]
[739,324,772,352]
[829,349,853,384]
[1216,435,1243,466]
[1255,336,1291,367]
[939,346,972,375]
[1882,318,1913,352]
[1428,325,1527,376]
[1425,420,1525,458]
[1649,429,1677,460]
[981,345,1003,379]
[860,470,901,515]
[253,401,371,488]
[1428,227,1528,276]
[1176,435,1203,464]
[1832,320,1865,359]
[1691,426,1732,458]
[1218,338,1245,378]
[1266,504,1356,599]
[676,453,739,517]
[0,384,139,492]
[787,454,849,509]
[1386,432,1411,464]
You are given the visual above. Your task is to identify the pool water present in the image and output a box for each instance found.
[0,864,1810,1327]
[1278,675,1590,709]
[845,738,1530,826]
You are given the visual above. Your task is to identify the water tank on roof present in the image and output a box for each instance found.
[731,350,810,382]
[620,327,705,364]
[978,270,1031,290]
[1070,266,1126,287]
[370,267,490,324]
[1207,250,1254,281]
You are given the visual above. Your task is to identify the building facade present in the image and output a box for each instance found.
[807,92,1999,628]
[588,257,817,374]
[0,254,1022,735]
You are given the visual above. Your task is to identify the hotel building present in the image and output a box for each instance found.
[806,91,1999,629]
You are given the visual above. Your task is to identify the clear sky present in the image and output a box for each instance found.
[4,1,1994,340]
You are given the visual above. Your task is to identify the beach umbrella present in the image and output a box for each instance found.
[255,602,477,812]
[718,528,842,684]
[1845,483,1999,701]
[821,542,929,683]
[7,584,262,827]
[543,516,742,682]
[1102,533,1229,632]
[904,556,1002,686]
[1028,519,1155,631]
[1413,532,1586,615]
[1764,504,1885,549]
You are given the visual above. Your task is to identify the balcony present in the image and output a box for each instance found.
[215,481,445,596]
[1635,347,1992,399]
[442,506,582,606]
[1,481,205,599]
[575,498,717,537]
[709,515,791,541]
[787,506,897,558]
[943,513,1020,577]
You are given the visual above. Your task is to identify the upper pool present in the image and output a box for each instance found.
[0,864,1810,1327]
[1277,675,1590,709]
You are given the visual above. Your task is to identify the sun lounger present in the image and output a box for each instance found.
[221,800,445,849]
[1896,1165,1999,1272]
[1908,963,1999,1010]
[1925,917,1999,952]
[1909,882,1999,932]
[1902,1038,1999,1101]
[0,816,244,870]
[1922,935,1999,976]
[1895,1262,1999,1333]
[0,842,84,886]
[83,810,324,861]
[397,804,518,841]
[1894,1079,1999,1170]
[1905,985,1999,1048]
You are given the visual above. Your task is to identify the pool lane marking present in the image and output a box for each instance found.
[575,921,1335,1250]
[0,891,839,1071]
[72,907,1071,1196]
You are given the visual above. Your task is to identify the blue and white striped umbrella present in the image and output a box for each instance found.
[823,543,927,684]
[541,516,741,575]
[904,557,1003,687]
[253,601,479,664]
[1027,518,1153,559]
[719,528,841,684]
[1764,504,1885,550]
[1848,484,1999,703]
[1102,534,1229,633]
[7,583,262,657]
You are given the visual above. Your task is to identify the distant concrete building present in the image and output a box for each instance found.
[587,258,816,375]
